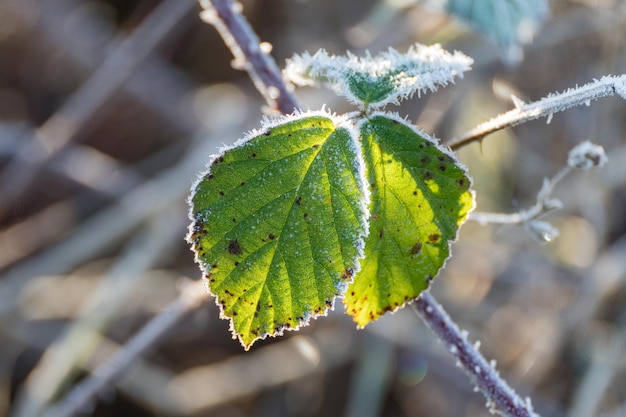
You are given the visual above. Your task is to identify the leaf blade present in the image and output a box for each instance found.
[188,112,368,349]
[344,113,474,327]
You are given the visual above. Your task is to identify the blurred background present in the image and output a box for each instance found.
[1,0,625,416]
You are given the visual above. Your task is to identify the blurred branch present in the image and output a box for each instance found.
[42,279,209,417]
[0,0,197,218]
[0,128,226,317]
[11,205,188,417]
[413,292,538,417]
[198,0,299,114]
[447,74,626,150]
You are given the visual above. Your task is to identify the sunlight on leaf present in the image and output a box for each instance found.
[188,111,368,349]
[344,113,474,327]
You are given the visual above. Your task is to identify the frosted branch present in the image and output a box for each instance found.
[448,75,626,150]
[469,141,607,243]
[198,0,299,114]
[413,291,539,417]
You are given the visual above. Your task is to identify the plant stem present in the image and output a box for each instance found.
[197,1,542,415]
[198,0,299,114]
[413,292,538,417]
[448,74,626,150]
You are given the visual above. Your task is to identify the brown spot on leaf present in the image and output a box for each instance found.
[428,234,440,243]
[410,242,422,255]
[424,171,433,180]
[228,240,243,255]
[268,233,275,240]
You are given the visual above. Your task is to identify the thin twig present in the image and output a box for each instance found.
[0,0,197,218]
[43,280,209,417]
[193,1,542,415]
[413,292,538,417]
[198,0,299,114]
[447,74,626,150]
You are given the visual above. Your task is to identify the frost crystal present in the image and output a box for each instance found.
[285,43,472,108]
[567,141,608,170]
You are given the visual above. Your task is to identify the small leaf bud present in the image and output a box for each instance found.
[567,141,607,170]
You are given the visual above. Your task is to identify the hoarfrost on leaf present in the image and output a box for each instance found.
[187,110,369,349]
[344,113,474,327]
[284,43,472,109]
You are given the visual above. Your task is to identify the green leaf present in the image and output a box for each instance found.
[344,114,474,327]
[285,43,472,109]
[188,112,368,349]
[443,0,549,63]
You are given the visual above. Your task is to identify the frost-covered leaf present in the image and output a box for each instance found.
[285,43,472,109]
[188,111,368,349]
[440,0,549,63]
[344,114,474,327]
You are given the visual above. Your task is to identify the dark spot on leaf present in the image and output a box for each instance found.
[312,144,319,148]
[420,157,429,164]
[211,263,218,269]
[350,291,355,296]
[251,329,258,335]
[234,261,239,266]
[341,268,354,280]
[384,306,393,312]
[378,230,384,238]
[296,196,302,205]
[438,156,445,162]
[413,191,418,196]
[457,178,465,187]
[325,300,332,307]
[240,182,245,186]
[438,164,446,172]
[208,174,214,180]
[232,218,236,222]
[303,213,308,218]
[370,182,376,188]
[386,159,393,163]
[218,156,224,163]
[219,191,224,196]
[264,130,271,136]
[228,239,243,255]
[251,153,257,158]
[410,242,422,255]
[232,312,238,316]
[426,274,433,283]
[428,234,440,243]
[424,171,433,180]
[268,233,275,240]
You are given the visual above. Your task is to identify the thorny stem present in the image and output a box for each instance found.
[199,0,543,415]
[198,0,299,114]
[413,292,538,417]
[447,74,626,150]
